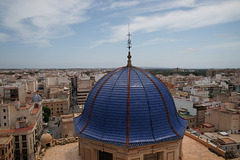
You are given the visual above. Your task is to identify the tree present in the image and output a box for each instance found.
[42,106,50,116]
[43,113,49,123]
[42,106,51,123]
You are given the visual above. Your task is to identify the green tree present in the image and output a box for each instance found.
[43,113,49,123]
[42,106,50,123]
[42,106,50,116]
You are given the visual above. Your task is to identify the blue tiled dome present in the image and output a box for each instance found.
[73,66,187,148]
[32,94,42,102]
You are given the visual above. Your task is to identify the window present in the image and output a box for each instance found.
[22,135,26,141]
[57,108,59,110]
[3,109,6,112]
[144,152,164,160]
[52,112,53,115]
[15,143,19,149]
[4,116,6,119]
[15,150,20,155]
[4,123,7,126]
[22,149,27,155]
[23,155,28,160]
[99,151,113,160]
[51,108,53,111]
[57,104,59,106]
[22,142,27,148]
[15,136,19,141]
[61,107,63,110]
[2,149,4,155]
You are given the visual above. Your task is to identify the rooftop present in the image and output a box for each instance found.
[42,99,66,103]
[41,135,224,160]
[31,107,40,115]
[205,132,240,143]
[0,123,35,134]
[179,114,195,118]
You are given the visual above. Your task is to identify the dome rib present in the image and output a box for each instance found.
[133,67,182,139]
[100,67,127,140]
[142,68,187,130]
[126,67,130,148]
[76,67,124,136]
[132,68,156,142]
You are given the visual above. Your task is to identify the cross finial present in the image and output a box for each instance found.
[127,24,132,67]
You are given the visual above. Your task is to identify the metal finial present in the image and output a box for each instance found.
[127,24,132,67]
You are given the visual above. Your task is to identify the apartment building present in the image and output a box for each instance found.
[0,134,14,160]
[42,98,69,117]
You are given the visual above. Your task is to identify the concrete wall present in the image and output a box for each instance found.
[205,109,240,131]
[174,97,196,116]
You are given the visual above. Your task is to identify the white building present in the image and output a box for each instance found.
[173,96,197,116]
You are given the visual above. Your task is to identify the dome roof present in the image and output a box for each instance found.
[73,66,187,148]
[32,94,42,102]
[41,133,52,143]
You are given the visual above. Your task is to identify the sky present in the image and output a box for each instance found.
[0,0,240,69]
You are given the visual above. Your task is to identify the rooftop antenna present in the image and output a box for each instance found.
[127,24,132,67]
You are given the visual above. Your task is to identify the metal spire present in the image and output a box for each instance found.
[127,24,132,67]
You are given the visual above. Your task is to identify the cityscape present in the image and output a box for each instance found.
[1,0,240,160]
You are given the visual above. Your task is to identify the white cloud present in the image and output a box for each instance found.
[132,0,196,15]
[135,38,177,47]
[216,33,238,39]
[0,33,11,42]
[95,0,240,46]
[0,0,92,46]
[179,48,198,54]
[100,0,139,10]
[204,41,240,50]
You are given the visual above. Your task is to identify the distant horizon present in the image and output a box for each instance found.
[0,66,239,70]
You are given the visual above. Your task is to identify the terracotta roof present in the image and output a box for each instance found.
[31,107,40,115]
[19,103,31,109]
[203,123,214,128]
[0,123,35,134]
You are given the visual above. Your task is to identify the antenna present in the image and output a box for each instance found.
[127,24,132,51]
[127,24,132,67]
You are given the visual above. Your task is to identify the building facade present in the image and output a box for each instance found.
[0,134,14,160]
[0,95,43,160]
[42,98,69,117]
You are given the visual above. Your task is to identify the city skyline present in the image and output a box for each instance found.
[0,0,240,69]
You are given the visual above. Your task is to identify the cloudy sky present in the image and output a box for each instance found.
[0,0,240,68]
